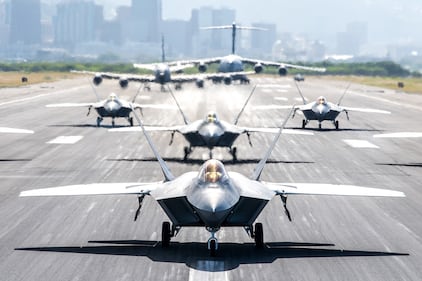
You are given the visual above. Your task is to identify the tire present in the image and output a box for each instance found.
[302,120,306,129]
[209,239,217,257]
[161,221,171,248]
[254,223,264,248]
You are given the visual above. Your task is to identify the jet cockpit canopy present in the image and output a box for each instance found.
[205,112,219,123]
[316,96,327,105]
[198,159,228,184]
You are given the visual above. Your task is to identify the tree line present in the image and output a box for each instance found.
[0,61,420,77]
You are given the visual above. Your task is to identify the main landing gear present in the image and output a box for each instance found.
[128,117,134,126]
[183,146,193,161]
[229,146,237,162]
[161,221,179,248]
[302,119,308,129]
[96,117,103,127]
[334,120,339,130]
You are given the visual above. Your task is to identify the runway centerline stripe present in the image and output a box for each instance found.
[47,136,84,144]
[343,139,380,148]
[188,260,228,281]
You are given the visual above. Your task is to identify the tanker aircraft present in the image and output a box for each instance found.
[292,83,391,129]
[20,105,405,256]
[109,85,313,161]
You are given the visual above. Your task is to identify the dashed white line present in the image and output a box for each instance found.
[47,136,84,144]
[188,260,228,281]
[343,139,379,148]
[373,132,422,138]
[0,127,34,134]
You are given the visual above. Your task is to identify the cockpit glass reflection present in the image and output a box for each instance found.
[109,93,117,101]
[317,96,326,105]
[199,159,227,184]
[206,112,218,123]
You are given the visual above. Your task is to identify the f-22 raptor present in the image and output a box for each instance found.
[110,85,312,161]
[20,106,405,256]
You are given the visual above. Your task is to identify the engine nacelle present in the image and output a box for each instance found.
[278,66,287,76]
[198,62,207,73]
[254,63,264,73]
[196,78,204,88]
[223,76,232,85]
[93,74,102,86]
[119,78,129,89]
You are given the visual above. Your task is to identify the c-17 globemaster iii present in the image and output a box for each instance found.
[20,106,405,256]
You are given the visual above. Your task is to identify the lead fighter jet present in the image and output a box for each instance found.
[20,106,405,256]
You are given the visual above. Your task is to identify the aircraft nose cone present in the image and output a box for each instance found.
[187,183,239,228]
[199,125,223,146]
[105,101,121,113]
[316,104,329,115]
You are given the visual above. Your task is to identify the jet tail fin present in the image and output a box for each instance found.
[130,104,175,182]
[294,81,307,105]
[233,85,257,125]
[89,78,101,102]
[252,106,295,181]
[337,82,352,106]
[167,85,189,125]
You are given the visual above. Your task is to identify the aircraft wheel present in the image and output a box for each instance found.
[318,123,322,130]
[209,239,217,257]
[302,120,306,129]
[254,223,264,248]
[183,146,190,161]
[231,147,237,162]
[209,150,213,159]
[96,117,102,127]
[129,117,134,126]
[335,120,339,130]
[162,221,171,248]
[112,120,115,127]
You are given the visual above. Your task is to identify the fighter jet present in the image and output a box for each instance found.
[20,106,405,256]
[173,22,326,85]
[292,83,391,129]
[109,85,312,161]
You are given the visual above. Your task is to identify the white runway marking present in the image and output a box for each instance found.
[0,127,34,134]
[188,260,228,281]
[252,105,292,110]
[259,84,291,88]
[373,132,422,138]
[274,97,288,101]
[47,136,83,144]
[343,139,379,148]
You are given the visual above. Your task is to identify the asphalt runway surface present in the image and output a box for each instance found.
[0,75,421,280]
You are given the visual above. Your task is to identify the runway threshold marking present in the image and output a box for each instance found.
[343,139,379,148]
[188,260,228,281]
[47,136,84,144]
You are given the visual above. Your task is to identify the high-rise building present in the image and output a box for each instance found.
[131,0,162,42]
[9,0,41,44]
[250,22,277,58]
[0,1,11,46]
[53,1,103,47]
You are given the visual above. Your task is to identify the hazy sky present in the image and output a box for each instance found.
[54,0,422,45]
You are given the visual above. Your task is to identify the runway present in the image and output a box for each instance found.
[0,75,421,280]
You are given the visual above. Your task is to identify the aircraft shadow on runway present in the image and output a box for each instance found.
[288,127,384,133]
[376,163,422,168]
[0,159,32,162]
[107,157,315,166]
[16,240,408,272]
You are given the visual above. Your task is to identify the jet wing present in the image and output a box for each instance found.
[46,103,95,108]
[72,70,157,83]
[109,125,185,132]
[238,127,314,135]
[167,57,223,66]
[20,182,163,197]
[340,106,391,114]
[241,57,326,72]
[130,103,177,110]
[263,182,405,197]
